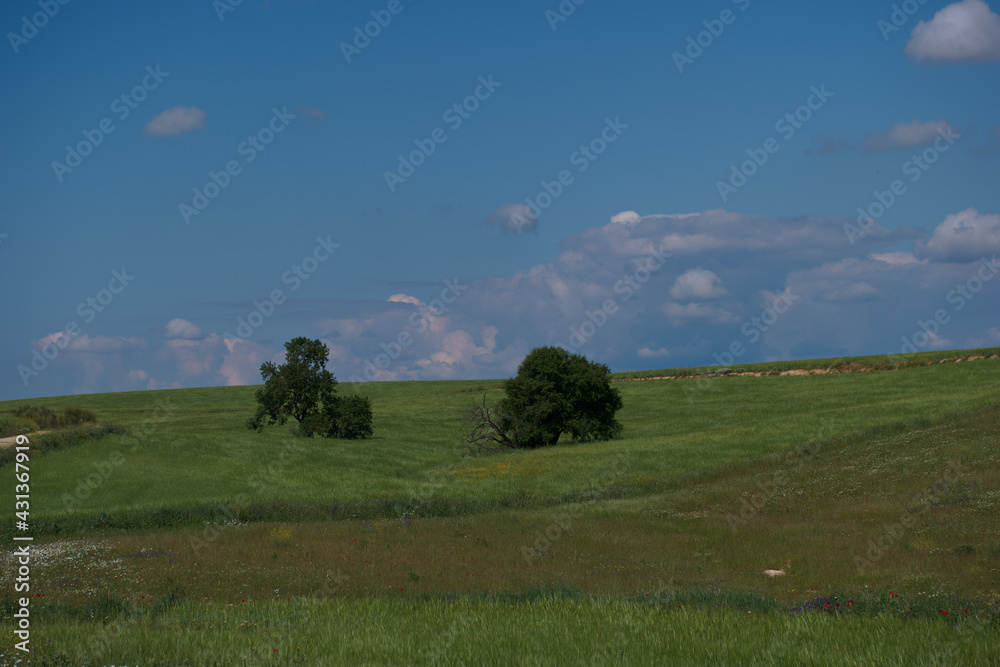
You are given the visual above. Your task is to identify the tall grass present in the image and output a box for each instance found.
[10,596,997,666]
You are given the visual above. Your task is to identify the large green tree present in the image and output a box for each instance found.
[465,346,623,449]
[247,337,373,439]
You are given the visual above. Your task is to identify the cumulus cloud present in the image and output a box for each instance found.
[220,337,272,386]
[864,119,952,152]
[144,106,207,137]
[486,203,538,233]
[669,268,727,301]
[610,210,641,224]
[905,0,1000,62]
[31,208,1000,396]
[917,208,1000,261]
[164,318,203,340]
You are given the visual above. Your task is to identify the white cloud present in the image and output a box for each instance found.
[387,294,425,307]
[923,331,952,349]
[871,252,927,266]
[486,203,538,233]
[164,318,203,339]
[918,208,1000,261]
[33,208,1000,396]
[669,268,727,301]
[905,0,1000,62]
[864,119,952,152]
[35,333,145,353]
[989,326,1000,342]
[610,210,641,224]
[220,337,272,386]
[144,106,207,137]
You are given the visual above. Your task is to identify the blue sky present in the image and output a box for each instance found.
[2,0,999,399]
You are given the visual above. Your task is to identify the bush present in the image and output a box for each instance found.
[324,395,374,440]
[466,347,623,450]
[57,406,97,427]
[12,405,58,429]
[0,415,40,438]
[7,405,97,431]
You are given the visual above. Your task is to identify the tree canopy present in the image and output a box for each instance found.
[465,346,623,449]
[247,337,373,439]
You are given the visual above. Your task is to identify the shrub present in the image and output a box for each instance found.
[465,346,623,449]
[0,415,41,438]
[57,406,97,427]
[324,395,374,440]
[12,405,58,429]
[7,405,97,431]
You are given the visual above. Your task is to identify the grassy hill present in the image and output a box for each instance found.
[3,351,999,537]
[1,349,998,664]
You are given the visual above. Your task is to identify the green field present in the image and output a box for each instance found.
[1,350,999,665]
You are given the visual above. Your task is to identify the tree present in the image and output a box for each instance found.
[464,346,623,450]
[247,337,373,439]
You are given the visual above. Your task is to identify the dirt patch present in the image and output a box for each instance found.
[0,431,49,447]
[612,354,996,384]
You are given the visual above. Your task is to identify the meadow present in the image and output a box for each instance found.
[1,350,999,665]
